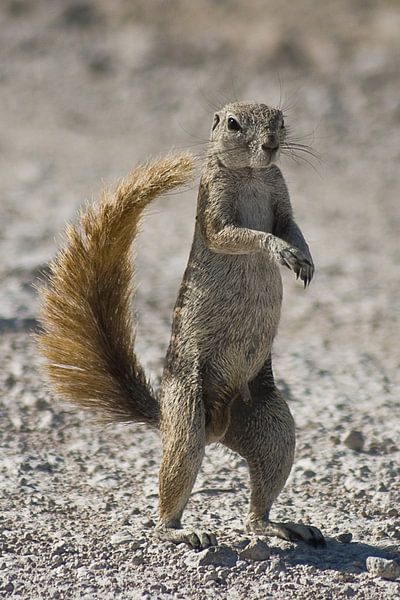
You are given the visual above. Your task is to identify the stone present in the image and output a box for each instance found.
[344,476,369,493]
[217,568,230,579]
[76,567,88,580]
[203,570,219,583]
[141,519,155,528]
[131,556,145,566]
[343,584,357,597]
[366,556,400,581]
[196,546,238,568]
[239,538,271,561]
[343,430,365,452]
[303,469,317,478]
[337,533,353,544]
[255,561,271,575]
[52,541,68,556]
[109,531,134,546]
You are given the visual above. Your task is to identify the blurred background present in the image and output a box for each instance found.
[0,0,399,377]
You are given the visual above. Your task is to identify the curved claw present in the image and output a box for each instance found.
[280,257,292,270]
[280,247,314,287]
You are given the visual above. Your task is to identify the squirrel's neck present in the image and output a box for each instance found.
[205,152,275,182]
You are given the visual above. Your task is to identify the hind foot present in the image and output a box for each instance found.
[246,515,325,548]
[154,525,218,549]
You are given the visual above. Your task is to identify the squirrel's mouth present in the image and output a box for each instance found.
[254,147,279,168]
[266,151,276,163]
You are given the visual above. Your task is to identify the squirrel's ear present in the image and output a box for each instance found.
[212,113,220,132]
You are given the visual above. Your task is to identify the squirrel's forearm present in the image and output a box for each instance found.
[205,226,293,263]
[204,224,266,255]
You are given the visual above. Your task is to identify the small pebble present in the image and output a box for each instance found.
[337,533,353,544]
[110,531,134,546]
[239,539,271,561]
[142,519,155,528]
[255,561,271,575]
[303,469,317,478]
[343,430,365,452]
[342,584,356,597]
[149,583,167,593]
[203,570,219,582]
[76,567,88,580]
[196,546,237,568]
[52,541,68,556]
[217,568,230,579]
[131,556,145,566]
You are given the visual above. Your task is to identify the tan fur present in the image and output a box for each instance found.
[37,103,324,549]
[37,154,194,425]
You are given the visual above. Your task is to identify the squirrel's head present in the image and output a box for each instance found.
[209,102,285,169]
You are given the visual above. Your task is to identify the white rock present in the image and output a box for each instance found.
[76,567,88,580]
[239,539,271,561]
[110,530,135,546]
[366,556,400,580]
[196,546,237,568]
[344,476,370,492]
[37,410,55,430]
[372,491,393,511]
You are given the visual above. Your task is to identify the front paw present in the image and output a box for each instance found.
[280,246,314,287]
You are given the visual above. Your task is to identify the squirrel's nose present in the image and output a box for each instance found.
[262,134,279,151]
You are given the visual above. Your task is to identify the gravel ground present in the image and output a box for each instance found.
[0,1,399,599]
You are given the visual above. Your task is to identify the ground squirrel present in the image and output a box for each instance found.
[37,102,325,549]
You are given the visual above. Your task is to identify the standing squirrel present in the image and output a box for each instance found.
[38,102,325,549]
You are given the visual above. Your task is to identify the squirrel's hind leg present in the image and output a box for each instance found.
[155,368,217,549]
[222,358,325,548]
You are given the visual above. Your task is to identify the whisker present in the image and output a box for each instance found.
[284,142,319,155]
[279,87,302,116]
[286,131,315,145]
[281,146,302,165]
[283,143,322,163]
[197,88,224,113]
[285,133,314,145]
[283,137,321,156]
[177,122,210,145]
[285,128,318,145]
[227,69,240,104]
[281,148,320,172]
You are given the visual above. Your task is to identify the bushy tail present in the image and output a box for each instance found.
[37,154,195,426]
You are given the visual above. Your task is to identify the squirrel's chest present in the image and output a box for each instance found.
[236,178,273,232]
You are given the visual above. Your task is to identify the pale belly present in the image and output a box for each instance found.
[181,252,283,396]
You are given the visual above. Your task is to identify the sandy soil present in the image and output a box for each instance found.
[0,1,399,598]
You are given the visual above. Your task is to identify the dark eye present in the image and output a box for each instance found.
[227,117,241,131]
[281,118,285,128]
